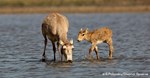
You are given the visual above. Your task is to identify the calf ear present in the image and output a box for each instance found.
[85,28,88,33]
[86,28,88,31]
[59,40,64,45]
[70,39,73,45]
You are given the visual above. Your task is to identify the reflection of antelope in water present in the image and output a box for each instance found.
[41,13,74,63]
[77,27,114,60]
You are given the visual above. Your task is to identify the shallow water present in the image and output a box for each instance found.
[0,13,150,78]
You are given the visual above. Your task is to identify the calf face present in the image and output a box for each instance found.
[77,28,88,42]
[60,40,74,62]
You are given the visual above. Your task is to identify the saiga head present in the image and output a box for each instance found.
[60,39,74,63]
[77,28,88,42]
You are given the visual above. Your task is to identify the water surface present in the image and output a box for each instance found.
[0,13,150,78]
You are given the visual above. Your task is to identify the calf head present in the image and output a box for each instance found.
[77,28,88,42]
[60,39,74,63]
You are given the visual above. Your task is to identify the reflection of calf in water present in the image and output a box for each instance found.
[41,13,74,63]
[77,27,114,60]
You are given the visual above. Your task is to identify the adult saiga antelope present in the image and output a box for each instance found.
[41,13,74,62]
[77,27,114,60]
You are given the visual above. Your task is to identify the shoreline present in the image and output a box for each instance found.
[0,6,150,14]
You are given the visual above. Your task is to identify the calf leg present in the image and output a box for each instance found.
[107,38,114,59]
[89,44,95,59]
[94,46,99,60]
[52,42,56,61]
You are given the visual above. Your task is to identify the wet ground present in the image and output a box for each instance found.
[0,13,150,78]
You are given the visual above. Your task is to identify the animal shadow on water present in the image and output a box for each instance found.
[83,54,115,64]
[39,56,116,68]
[40,57,73,67]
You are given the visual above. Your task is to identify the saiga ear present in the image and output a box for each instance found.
[70,39,73,45]
[72,45,74,49]
[63,45,67,49]
[59,40,64,45]
[80,28,82,31]
[86,28,88,31]
[85,28,88,33]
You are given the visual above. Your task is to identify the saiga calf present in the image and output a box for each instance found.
[77,27,114,60]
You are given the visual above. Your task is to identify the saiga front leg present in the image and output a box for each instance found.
[52,42,56,61]
[57,42,62,61]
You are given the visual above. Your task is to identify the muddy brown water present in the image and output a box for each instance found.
[0,13,150,78]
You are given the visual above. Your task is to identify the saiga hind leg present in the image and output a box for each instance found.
[52,42,56,62]
[107,38,114,59]
[94,46,99,60]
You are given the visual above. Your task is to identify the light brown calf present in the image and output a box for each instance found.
[77,27,114,60]
[41,13,74,62]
